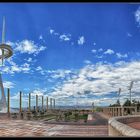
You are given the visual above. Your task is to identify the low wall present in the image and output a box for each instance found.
[109,115,140,136]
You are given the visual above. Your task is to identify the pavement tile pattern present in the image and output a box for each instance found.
[0,112,108,137]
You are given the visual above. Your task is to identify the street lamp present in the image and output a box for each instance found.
[128,81,134,106]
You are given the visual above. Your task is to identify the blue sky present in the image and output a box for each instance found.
[0,3,140,108]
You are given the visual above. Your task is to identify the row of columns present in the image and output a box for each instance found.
[108,107,124,117]
[103,106,137,117]
[7,88,56,114]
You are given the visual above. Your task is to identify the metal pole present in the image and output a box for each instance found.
[7,88,10,114]
[36,95,38,112]
[19,91,22,113]
[129,81,133,106]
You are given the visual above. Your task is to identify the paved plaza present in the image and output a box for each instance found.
[0,119,108,137]
[0,112,108,137]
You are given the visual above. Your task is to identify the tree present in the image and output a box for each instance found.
[109,100,120,107]
[116,99,121,106]
[132,99,138,106]
[123,99,131,106]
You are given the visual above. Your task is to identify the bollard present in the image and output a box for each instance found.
[28,93,31,112]
[7,88,10,117]
[36,95,38,112]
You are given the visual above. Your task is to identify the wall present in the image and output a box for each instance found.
[108,115,140,136]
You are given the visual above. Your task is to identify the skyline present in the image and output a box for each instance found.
[0,3,140,108]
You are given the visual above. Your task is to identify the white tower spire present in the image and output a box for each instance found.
[2,16,5,44]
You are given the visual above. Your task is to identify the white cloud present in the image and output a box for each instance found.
[59,34,71,41]
[24,57,37,64]
[39,35,43,40]
[50,29,54,34]
[93,42,96,46]
[78,36,85,45]
[104,49,114,55]
[135,6,140,26]
[50,60,140,106]
[11,65,21,73]
[1,60,31,74]
[21,63,30,73]
[84,60,91,64]
[30,89,44,96]
[36,66,43,71]
[3,81,15,88]
[13,40,46,55]
[50,69,72,79]
[95,55,103,59]
[26,57,32,62]
[127,32,132,37]
[98,48,103,52]
[91,49,97,53]
[54,33,59,36]
[35,66,46,75]
[116,53,128,59]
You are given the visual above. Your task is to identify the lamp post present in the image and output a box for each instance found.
[118,88,121,106]
[128,81,133,106]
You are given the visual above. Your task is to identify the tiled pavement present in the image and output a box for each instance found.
[127,122,140,130]
[0,119,108,137]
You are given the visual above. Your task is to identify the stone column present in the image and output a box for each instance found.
[19,91,22,113]
[28,93,31,112]
[109,108,110,116]
[46,97,48,111]
[135,106,137,115]
[121,107,124,116]
[42,96,44,111]
[53,99,55,109]
[113,107,114,116]
[50,98,52,109]
[118,108,120,116]
[36,95,38,112]
[7,88,10,116]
